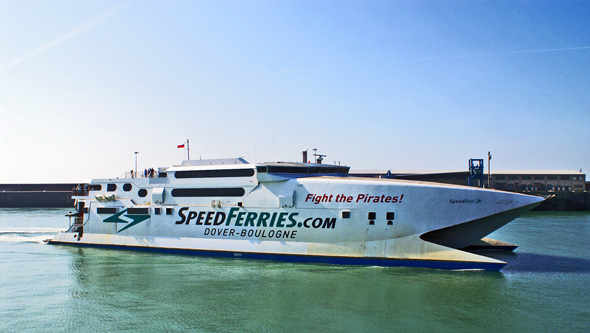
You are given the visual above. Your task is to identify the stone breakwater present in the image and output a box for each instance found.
[0,184,76,208]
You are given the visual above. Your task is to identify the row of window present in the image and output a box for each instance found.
[495,175,583,181]
[94,183,247,198]
[341,211,394,220]
[172,166,351,179]
[95,207,398,223]
[522,186,572,192]
[96,207,173,215]
[366,212,395,225]
[99,182,248,194]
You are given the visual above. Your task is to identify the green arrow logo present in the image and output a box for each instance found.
[103,209,150,233]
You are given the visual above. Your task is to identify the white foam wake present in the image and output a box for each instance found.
[0,227,64,244]
[0,227,63,234]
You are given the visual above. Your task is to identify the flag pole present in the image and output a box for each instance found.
[187,139,190,160]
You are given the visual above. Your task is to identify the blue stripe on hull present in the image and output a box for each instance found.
[47,241,506,271]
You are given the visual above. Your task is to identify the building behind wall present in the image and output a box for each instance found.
[489,170,586,193]
[351,169,586,193]
[349,168,588,210]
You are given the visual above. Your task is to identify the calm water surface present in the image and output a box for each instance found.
[1,208,589,332]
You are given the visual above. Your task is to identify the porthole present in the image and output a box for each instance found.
[107,184,117,192]
[88,184,102,191]
[123,183,132,192]
[138,189,148,197]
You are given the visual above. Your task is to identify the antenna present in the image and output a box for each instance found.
[312,149,326,164]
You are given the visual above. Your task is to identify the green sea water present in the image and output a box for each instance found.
[1,208,589,332]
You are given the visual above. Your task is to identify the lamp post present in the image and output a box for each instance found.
[487,151,492,188]
[134,152,139,178]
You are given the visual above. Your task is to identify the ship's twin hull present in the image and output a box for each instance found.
[49,232,508,270]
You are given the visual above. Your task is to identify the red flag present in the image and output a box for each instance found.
[177,144,185,148]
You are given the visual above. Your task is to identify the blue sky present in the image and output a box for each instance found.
[1,1,589,182]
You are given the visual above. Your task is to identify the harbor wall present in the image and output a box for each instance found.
[0,183,588,211]
[533,192,590,211]
[0,184,76,208]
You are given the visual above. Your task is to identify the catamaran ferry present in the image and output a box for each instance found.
[48,156,545,270]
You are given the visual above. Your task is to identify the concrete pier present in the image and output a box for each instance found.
[533,192,590,211]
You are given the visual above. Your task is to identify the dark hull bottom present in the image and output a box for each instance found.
[47,240,506,271]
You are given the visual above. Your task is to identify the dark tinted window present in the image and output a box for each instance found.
[174,169,254,179]
[266,165,349,175]
[107,184,117,192]
[138,189,148,197]
[97,207,117,214]
[171,188,245,197]
[267,166,307,174]
[128,207,149,215]
[123,183,132,192]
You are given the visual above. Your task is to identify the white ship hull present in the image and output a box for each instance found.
[49,159,545,270]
